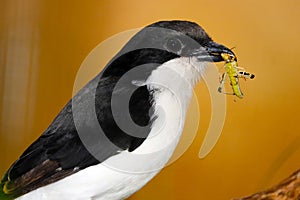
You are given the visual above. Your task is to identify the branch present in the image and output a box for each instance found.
[234,169,300,200]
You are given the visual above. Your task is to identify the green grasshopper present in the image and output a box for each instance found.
[218,53,255,99]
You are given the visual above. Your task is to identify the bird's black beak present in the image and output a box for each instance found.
[206,41,236,62]
[193,41,236,62]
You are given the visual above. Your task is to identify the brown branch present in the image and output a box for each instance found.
[234,169,300,200]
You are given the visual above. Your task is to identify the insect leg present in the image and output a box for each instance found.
[218,72,226,93]
[218,72,236,95]
[235,66,245,71]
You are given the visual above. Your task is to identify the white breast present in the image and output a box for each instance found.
[16,57,206,200]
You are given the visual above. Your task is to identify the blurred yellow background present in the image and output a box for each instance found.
[1,0,300,199]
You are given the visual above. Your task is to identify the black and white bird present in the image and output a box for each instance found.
[0,20,235,200]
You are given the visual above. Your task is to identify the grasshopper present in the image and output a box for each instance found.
[218,53,255,99]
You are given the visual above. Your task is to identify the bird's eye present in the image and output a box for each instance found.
[164,38,183,54]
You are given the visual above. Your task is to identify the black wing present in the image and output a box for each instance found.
[0,76,154,199]
[0,48,177,199]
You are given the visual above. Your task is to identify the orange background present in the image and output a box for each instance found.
[1,0,300,199]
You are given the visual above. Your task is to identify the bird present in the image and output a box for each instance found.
[0,20,235,200]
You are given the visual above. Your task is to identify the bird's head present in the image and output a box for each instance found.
[120,20,236,63]
[103,20,236,79]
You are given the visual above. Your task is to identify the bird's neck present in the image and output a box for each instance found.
[146,57,205,110]
[131,57,207,170]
